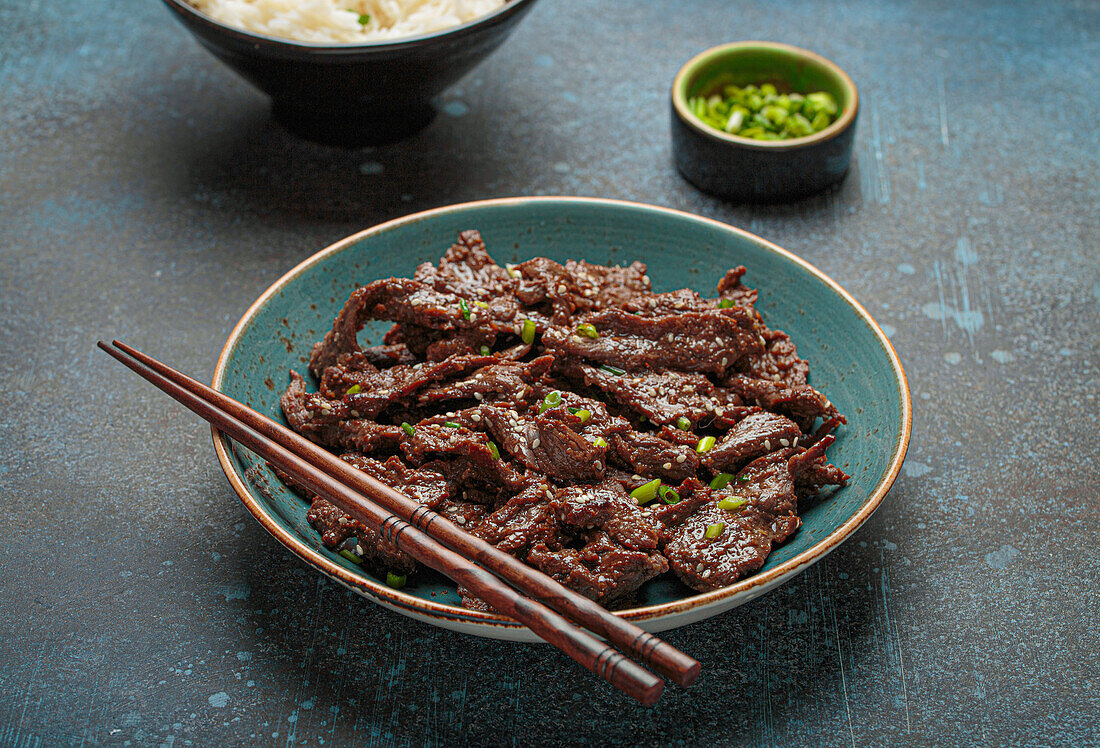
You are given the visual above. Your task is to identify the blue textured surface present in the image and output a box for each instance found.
[0,0,1097,745]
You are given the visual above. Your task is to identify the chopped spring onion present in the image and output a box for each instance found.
[385,572,407,589]
[443,421,460,428]
[593,436,609,448]
[675,416,692,431]
[345,384,362,395]
[569,407,592,423]
[474,300,489,308]
[705,522,725,539]
[339,549,362,564]
[658,484,681,505]
[575,323,599,339]
[506,263,520,279]
[487,441,501,460]
[539,390,563,413]
[521,318,536,345]
[401,422,415,436]
[630,478,662,505]
[599,364,626,376]
[459,299,471,320]
[480,345,491,355]
[738,474,751,482]
[709,472,735,489]
[717,497,747,512]
[718,298,735,308]
[696,435,716,453]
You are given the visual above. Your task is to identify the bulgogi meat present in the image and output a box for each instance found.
[281,229,848,608]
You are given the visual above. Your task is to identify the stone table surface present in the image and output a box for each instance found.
[1,0,1097,745]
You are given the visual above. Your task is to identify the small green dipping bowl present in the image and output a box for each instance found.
[671,41,859,203]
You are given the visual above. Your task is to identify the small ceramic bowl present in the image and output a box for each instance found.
[671,41,859,203]
[160,0,539,144]
[212,196,911,641]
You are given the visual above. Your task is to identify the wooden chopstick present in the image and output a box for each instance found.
[99,341,671,705]
[109,339,700,688]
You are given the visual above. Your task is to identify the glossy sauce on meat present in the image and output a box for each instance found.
[280,230,848,608]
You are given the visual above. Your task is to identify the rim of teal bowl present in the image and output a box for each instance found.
[212,196,912,630]
[671,40,860,151]
[163,0,539,52]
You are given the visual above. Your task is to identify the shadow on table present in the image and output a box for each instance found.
[202,507,890,747]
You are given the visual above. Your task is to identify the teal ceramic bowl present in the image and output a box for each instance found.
[212,197,910,640]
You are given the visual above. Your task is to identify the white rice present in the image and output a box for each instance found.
[188,0,508,43]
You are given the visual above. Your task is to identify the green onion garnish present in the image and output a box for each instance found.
[459,299,471,320]
[480,345,491,355]
[738,474,751,482]
[487,441,500,460]
[345,384,362,395]
[444,421,460,428]
[570,408,591,423]
[339,549,362,564]
[658,484,681,505]
[521,319,536,345]
[696,436,716,453]
[705,522,725,539]
[630,478,662,505]
[401,422,415,436]
[599,364,626,376]
[675,416,691,431]
[539,390,562,414]
[717,497,747,512]
[506,263,520,279]
[474,301,488,308]
[593,436,608,448]
[710,472,735,489]
[575,323,598,339]
[718,298,735,309]
[357,12,370,24]
[385,572,406,589]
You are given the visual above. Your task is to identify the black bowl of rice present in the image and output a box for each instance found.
[161,0,540,144]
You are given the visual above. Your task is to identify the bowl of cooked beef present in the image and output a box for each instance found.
[212,196,911,638]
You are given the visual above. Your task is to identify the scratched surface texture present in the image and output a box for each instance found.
[1,0,1097,745]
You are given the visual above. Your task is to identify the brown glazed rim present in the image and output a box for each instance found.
[671,41,860,151]
[212,196,912,630]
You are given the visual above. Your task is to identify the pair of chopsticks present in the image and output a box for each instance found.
[99,340,699,705]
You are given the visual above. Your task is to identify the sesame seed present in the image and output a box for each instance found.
[474,392,484,401]
[793,436,799,447]
[471,413,481,422]
[764,439,771,451]
[662,462,672,470]
[715,337,724,346]
[545,490,553,500]
[696,563,704,573]
[702,569,712,578]
[455,517,466,525]
[350,410,360,418]
[675,454,686,464]
[779,438,789,447]
[532,438,541,449]
[720,357,728,368]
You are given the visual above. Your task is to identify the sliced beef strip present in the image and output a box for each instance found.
[559,361,741,428]
[476,405,607,484]
[339,454,451,510]
[338,354,495,419]
[703,411,803,473]
[789,435,850,495]
[416,356,554,407]
[358,344,418,369]
[281,370,402,454]
[646,478,712,536]
[307,495,418,576]
[716,265,759,308]
[663,449,805,591]
[413,229,518,304]
[723,374,846,437]
[471,479,562,554]
[310,278,516,375]
[608,430,699,483]
[738,326,810,386]
[526,534,668,608]
[552,480,662,552]
[400,422,525,490]
[564,259,652,309]
[542,307,763,375]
